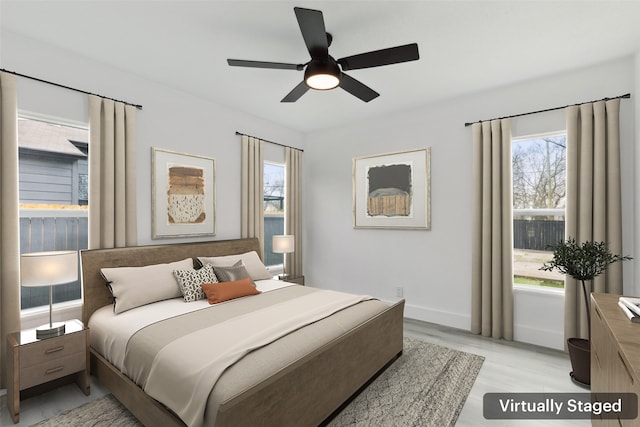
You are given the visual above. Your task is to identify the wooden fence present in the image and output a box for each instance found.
[264,215,284,267]
[19,210,88,310]
[513,219,564,250]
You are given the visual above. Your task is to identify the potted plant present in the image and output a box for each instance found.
[540,238,631,387]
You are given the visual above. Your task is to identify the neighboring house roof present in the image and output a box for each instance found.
[18,118,88,158]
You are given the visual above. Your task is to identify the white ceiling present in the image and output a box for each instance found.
[2,1,640,133]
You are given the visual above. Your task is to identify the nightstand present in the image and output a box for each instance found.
[6,319,90,424]
[278,275,305,285]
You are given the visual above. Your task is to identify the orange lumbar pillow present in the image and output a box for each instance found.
[201,278,261,304]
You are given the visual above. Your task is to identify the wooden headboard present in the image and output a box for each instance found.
[80,238,261,324]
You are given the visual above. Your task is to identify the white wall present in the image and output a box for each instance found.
[2,31,303,247]
[303,56,636,350]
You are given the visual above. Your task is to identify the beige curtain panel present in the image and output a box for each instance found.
[285,147,303,277]
[471,119,514,341]
[0,72,20,388]
[565,99,623,340]
[241,135,265,256]
[88,95,138,249]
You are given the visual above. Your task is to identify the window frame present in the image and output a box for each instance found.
[18,114,89,314]
[511,130,567,293]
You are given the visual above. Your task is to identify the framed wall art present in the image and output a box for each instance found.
[152,147,216,238]
[353,147,430,230]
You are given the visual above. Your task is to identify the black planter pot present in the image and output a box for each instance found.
[567,337,590,388]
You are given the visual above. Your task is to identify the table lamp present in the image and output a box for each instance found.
[21,250,78,339]
[272,235,294,279]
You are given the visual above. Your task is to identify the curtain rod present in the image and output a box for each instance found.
[235,131,303,152]
[464,93,631,127]
[0,68,143,110]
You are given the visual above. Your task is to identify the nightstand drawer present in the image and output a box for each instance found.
[20,332,85,368]
[20,351,86,390]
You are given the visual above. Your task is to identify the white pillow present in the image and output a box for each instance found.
[198,251,272,281]
[101,258,193,314]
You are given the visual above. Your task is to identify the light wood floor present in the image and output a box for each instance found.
[1,319,589,426]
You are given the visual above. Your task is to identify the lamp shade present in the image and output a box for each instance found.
[272,235,295,254]
[21,251,78,287]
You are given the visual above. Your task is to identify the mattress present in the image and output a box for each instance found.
[89,279,292,370]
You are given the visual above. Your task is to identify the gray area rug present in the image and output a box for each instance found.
[31,337,483,427]
[30,393,141,427]
[327,337,484,427]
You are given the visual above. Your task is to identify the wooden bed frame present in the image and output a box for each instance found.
[81,238,404,427]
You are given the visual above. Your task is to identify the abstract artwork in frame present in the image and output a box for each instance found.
[152,147,216,238]
[353,148,430,229]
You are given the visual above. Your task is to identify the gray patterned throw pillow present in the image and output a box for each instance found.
[213,261,256,286]
[173,264,218,302]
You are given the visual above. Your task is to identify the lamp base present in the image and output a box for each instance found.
[36,322,66,339]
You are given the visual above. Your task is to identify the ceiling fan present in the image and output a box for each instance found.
[227,7,419,103]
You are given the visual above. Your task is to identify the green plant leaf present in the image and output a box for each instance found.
[540,238,632,281]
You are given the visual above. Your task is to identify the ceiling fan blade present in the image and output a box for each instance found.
[337,43,419,71]
[227,59,303,71]
[281,81,309,102]
[294,7,329,58]
[339,73,379,102]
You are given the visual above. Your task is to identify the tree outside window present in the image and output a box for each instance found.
[513,135,566,212]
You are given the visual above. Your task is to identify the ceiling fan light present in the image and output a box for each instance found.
[305,60,340,90]
[306,73,340,90]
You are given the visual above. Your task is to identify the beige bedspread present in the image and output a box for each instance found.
[122,286,376,427]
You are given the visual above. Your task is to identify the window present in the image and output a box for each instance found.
[512,132,566,289]
[263,162,285,267]
[18,117,89,310]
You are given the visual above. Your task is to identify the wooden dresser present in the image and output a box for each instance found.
[591,293,640,426]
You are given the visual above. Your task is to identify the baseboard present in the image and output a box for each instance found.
[383,298,565,351]
[514,323,565,351]
[379,299,470,330]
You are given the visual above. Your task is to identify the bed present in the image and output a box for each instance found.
[81,238,404,427]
